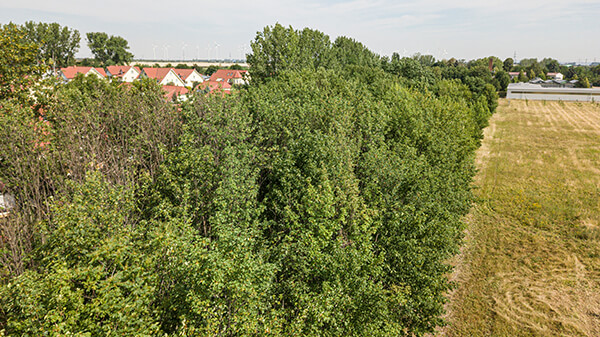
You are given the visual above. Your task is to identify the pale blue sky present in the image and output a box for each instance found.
[1,0,599,63]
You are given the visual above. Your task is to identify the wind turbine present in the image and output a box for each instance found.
[207,43,212,60]
[238,44,249,61]
[181,43,188,60]
[243,44,249,60]
[196,45,200,60]
[152,44,158,60]
[214,42,220,61]
[163,45,170,60]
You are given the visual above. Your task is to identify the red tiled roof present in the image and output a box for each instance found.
[60,66,94,79]
[107,65,140,78]
[209,69,247,82]
[173,68,194,80]
[195,80,232,95]
[95,68,107,77]
[143,68,174,82]
[60,66,107,79]
[162,85,189,101]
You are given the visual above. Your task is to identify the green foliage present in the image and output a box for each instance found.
[577,77,591,88]
[528,69,537,79]
[247,24,381,82]
[541,58,561,73]
[1,23,495,336]
[494,70,510,97]
[503,57,514,72]
[331,36,380,68]
[518,70,529,82]
[204,65,219,75]
[0,172,160,336]
[22,21,80,68]
[245,71,387,335]
[0,23,46,103]
[240,69,486,335]
[411,52,436,67]
[385,55,438,85]
[228,63,246,70]
[247,23,334,81]
[146,95,280,335]
[246,23,302,80]
[86,32,134,66]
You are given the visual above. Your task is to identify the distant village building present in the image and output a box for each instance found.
[196,81,232,95]
[59,66,107,82]
[140,68,186,86]
[209,69,249,85]
[508,72,521,80]
[162,85,189,102]
[546,72,563,80]
[56,65,248,100]
[173,69,204,87]
[106,65,141,82]
[507,83,600,102]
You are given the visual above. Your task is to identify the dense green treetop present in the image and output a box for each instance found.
[503,57,514,72]
[86,32,134,66]
[22,21,80,68]
[0,23,49,106]
[1,22,500,336]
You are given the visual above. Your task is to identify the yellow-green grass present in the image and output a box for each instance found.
[442,99,600,336]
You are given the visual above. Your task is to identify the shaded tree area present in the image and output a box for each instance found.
[1,23,495,336]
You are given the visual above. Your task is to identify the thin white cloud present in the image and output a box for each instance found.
[371,14,441,29]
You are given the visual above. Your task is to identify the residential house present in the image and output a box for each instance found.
[209,69,249,85]
[140,68,186,87]
[162,85,189,102]
[196,81,232,95]
[508,72,521,80]
[106,65,141,82]
[546,72,564,80]
[59,66,107,82]
[173,68,204,87]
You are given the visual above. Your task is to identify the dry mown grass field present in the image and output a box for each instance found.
[442,99,600,336]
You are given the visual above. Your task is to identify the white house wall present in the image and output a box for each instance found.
[123,69,139,82]
[160,71,186,86]
[88,69,105,79]
[184,72,204,87]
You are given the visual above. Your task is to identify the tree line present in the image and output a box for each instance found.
[3,23,496,336]
[3,21,134,68]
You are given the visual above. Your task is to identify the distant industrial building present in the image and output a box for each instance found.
[507,83,600,102]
